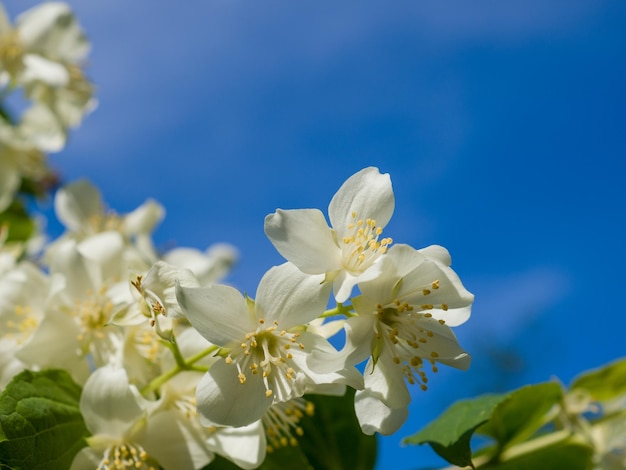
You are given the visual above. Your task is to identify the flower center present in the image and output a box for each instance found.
[0,32,23,75]
[4,305,38,345]
[225,318,305,400]
[375,297,445,391]
[72,286,115,342]
[341,212,392,273]
[263,398,314,452]
[97,443,156,470]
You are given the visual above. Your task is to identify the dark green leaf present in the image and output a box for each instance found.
[298,389,376,470]
[570,357,626,402]
[0,369,89,470]
[403,393,507,468]
[478,382,563,449]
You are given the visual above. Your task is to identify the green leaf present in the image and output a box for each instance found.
[0,369,89,470]
[403,393,508,468]
[204,388,376,470]
[478,382,563,449]
[298,389,376,470]
[570,356,626,402]
[483,432,594,470]
[0,200,35,243]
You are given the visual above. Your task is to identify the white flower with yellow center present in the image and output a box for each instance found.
[177,262,363,428]
[264,166,394,303]
[71,366,208,470]
[50,179,165,269]
[17,232,133,382]
[0,261,49,387]
[311,244,473,435]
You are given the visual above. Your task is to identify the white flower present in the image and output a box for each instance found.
[264,166,394,303]
[0,260,49,387]
[71,366,212,470]
[163,242,238,286]
[51,179,165,268]
[17,233,133,382]
[311,244,473,435]
[177,262,363,427]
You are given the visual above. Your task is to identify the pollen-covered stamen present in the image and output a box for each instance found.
[263,398,315,453]
[71,286,115,342]
[86,212,123,235]
[226,319,304,400]
[0,32,23,74]
[133,327,161,362]
[4,305,38,344]
[376,302,442,391]
[341,212,392,272]
[175,395,197,419]
[97,442,157,470]
[131,276,167,327]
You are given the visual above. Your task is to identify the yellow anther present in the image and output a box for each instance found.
[265,389,273,397]
[441,304,448,311]
[430,352,439,358]
[423,289,431,295]
[238,373,246,384]
[431,280,440,289]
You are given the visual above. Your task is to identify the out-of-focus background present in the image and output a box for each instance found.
[4,1,626,468]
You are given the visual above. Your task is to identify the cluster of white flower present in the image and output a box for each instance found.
[0,3,475,468]
[0,1,95,211]
[0,166,473,469]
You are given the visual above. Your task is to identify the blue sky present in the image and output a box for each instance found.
[5,1,626,468]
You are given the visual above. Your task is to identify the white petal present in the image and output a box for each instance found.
[264,209,341,274]
[196,360,272,427]
[291,332,364,391]
[400,258,474,311]
[354,391,408,436]
[70,447,105,470]
[54,179,104,232]
[419,244,452,266]
[333,257,383,303]
[21,53,69,86]
[80,366,144,437]
[328,167,394,236]
[142,261,199,318]
[164,243,238,285]
[308,314,376,374]
[19,104,65,152]
[17,3,89,62]
[207,422,266,470]
[122,199,165,236]
[49,239,96,300]
[143,410,214,470]
[176,283,253,346]
[255,262,330,328]
[362,352,411,409]
[77,231,125,282]
[409,317,471,370]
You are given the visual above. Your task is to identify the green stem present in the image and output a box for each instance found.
[140,344,220,396]
[320,302,354,318]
